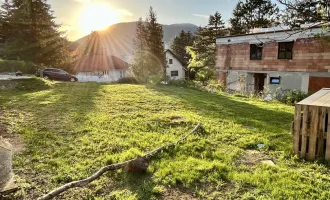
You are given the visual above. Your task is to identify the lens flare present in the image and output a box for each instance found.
[80,3,118,35]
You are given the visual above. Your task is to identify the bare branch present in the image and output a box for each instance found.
[39,123,203,200]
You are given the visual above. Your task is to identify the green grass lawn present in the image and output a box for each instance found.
[1,78,330,199]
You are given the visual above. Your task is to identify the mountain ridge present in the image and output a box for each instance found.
[71,21,198,61]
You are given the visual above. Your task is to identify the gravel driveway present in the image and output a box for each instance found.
[0,75,32,80]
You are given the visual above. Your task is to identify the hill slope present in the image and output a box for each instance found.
[71,22,198,60]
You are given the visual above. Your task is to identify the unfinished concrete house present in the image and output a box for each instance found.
[216,26,330,94]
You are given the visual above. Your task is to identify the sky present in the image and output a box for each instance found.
[49,0,241,41]
[1,0,282,41]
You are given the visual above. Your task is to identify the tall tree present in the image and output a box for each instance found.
[278,0,330,28]
[132,7,165,83]
[208,11,226,41]
[187,12,226,81]
[0,0,71,67]
[171,30,195,66]
[229,0,279,35]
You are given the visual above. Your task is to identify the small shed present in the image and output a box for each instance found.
[292,88,330,161]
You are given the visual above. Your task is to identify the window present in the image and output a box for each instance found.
[59,70,68,75]
[270,77,281,84]
[171,71,178,77]
[120,71,125,78]
[250,44,263,60]
[278,42,294,59]
[169,59,173,64]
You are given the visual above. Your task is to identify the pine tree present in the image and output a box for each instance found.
[208,11,225,40]
[186,12,226,81]
[171,30,195,66]
[278,0,330,28]
[132,7,165,83]
[0,0,12,57]
[229,0,279,35]
[132,18,147,81]
[229,2,248,35]
[0,0,71,68]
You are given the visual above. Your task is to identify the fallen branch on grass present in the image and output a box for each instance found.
[39,123,202,200]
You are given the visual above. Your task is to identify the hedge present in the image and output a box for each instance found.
[0,59,39,74]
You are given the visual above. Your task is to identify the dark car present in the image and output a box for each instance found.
[38,68,78,82]
[16,71,23,76]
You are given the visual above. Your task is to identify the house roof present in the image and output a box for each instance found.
[165,49,185,67]
[297,88,330,107]
[216,26,329,45]
[73,55,129,72]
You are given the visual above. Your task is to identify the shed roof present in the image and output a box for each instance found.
[297,88,330,107]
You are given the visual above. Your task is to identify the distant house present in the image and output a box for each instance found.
[73,55,129,82]
[165,49,186,80]
[216,26,330,94]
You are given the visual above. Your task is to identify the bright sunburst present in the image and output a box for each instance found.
[80,3,118,35]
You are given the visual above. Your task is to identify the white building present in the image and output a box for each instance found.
[73,55,129,82]
[165,49,186,80]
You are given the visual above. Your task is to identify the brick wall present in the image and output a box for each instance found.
[216,38,330,73]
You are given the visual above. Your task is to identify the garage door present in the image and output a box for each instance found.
[309,76,330,93]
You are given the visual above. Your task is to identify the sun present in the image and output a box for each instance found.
[80,3,118,35]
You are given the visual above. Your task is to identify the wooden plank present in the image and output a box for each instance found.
[300,105,308,158]
[0,174,18,195]
[307,106,319,160]
[310,93,330,107]
[297,89,330,105]
[321,98,330,108]
[317,107,326,156]
[326,108,330,160]
[293,105,302,154]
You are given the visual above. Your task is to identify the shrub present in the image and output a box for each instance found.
[167,79,225,93]
[117,77,139,84]
[167,79,188,87]
[279,89,309,105]
[0,59,39,74]
[205,80,225,93]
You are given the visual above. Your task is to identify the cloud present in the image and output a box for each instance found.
[193,14,209,19]
[116,9,133,17]
[72,0,91,3]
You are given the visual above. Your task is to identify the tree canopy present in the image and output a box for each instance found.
[229,0,279,35]
[0,0,71,68]
[278,0,330,28]
[171,30,195,67]
[187,11,226,82]
[132,7,165,83]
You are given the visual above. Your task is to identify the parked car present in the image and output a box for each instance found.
[36,68,78,82]
[15,71,22,76]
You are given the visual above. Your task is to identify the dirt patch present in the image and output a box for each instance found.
[160,187,197,200]
[170,116,185,123]
[0,109,24,154]
[240,150,273,166]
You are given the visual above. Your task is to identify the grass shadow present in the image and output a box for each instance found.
[147,85,294,151]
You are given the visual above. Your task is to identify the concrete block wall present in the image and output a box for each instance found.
[225,71,310,94]
[216,38,330,73]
